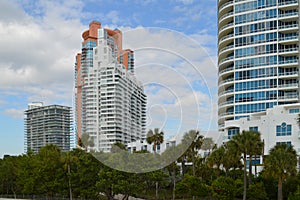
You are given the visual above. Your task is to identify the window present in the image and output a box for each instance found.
[289,108,299,113]
[249,126,259,132]
[228,127,240,139]
[276,141,292,146]
[276,122,292,136]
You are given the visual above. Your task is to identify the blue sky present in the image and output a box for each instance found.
[0,0,219,157]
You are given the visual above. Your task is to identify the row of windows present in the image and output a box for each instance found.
[235,67,277,80]
[235,56,277,69]
[235,9,277,24]
[235,102,276,114]
[289,108,299,113]
[235,44,277,58]
[235,21,277,36]
[235,32,277,47]
[235,0,276,14]
[235,79,277,91]
[235,91,277,102]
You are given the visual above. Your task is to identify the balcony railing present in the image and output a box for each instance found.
[219,78,234,85]
[279,35,298,41]
[219,56,234,65]
[219,89,234,96]
[278,71,298,76]
[278,12,298,18]
[220,112,234,117]
[219,12,233,22]
[219,100,234,107]
[219,1,233,12]
[278,47,299,53]
[219,22,234,33]
[279,59,298,65]
[278,0,298,6]
[278,83,298,88]
[219,44,234,54]
[278,94,299,100]
[219,66,234,75]
[279,24,298,30]
[219,34,234,43]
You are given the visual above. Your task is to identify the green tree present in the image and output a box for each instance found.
[263,143,297,200]
[181,130,204,176]
[146,128,164,155]
[206,146,225,177]
[0,155,21,198]
[222,141,242,177]
[231,130,263,200]
[211,176,238,200]
[111,142,127,153]
[176,175,209,199]
[247,182,268,200]
[79,133,95,151]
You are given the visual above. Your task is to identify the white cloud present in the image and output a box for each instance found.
[175,0,195,5]
[121,27,218,136]
[3,108,24,119]
[0,0,83,107]
[0,0,218,134]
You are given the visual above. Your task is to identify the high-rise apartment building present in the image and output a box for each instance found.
[24,102,71,153]
[218,0,299,133]
[75,21,146,152]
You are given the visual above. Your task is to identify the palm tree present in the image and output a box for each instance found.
[246,130,264,185]
[146,128,164,155]
[146,128,164,200]
[222,141,242,177]
[231,130,263,200]
[263,143,297,200]
[206,146,225,177]
[181,130,204,176]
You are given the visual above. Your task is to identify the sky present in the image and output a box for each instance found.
[0,0,219,157]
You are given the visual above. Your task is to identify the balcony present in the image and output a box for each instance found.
[219,11,234,25]
[219,56,234,67]
[219,1,233,14]
[219,100,234,107]
[219,66,234,75]
[279,23,299,31]
[219,78,234,86]
[278,47,299,54]
[219,89,234,96]
[219,22,234,35]
[219,111,234,117]
[278,0,298,6]
[279,59,299,67]
[219,44,234,55]
[278,94,299,100]
[278,12,298,19]
[279,35,298,42]
[278,83,299,89]
[278,71,298,77]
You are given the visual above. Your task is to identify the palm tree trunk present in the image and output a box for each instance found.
[249,155,253,185]
[254,155,257,177]
[243,155,247,200]
[278,177,283,200]
[68,164,72,200]
[192,155,195,176]
[155,181,158,200]
[172,169,176,200]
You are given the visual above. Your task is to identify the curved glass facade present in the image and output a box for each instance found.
[218,0,299,128]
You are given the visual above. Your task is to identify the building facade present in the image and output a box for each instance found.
[24,102,71,153]
[75,21,146,152]
[218,0,300,131]
[224,104,300,168]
